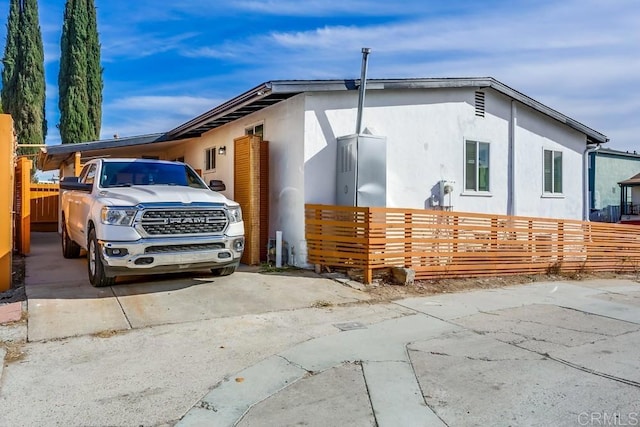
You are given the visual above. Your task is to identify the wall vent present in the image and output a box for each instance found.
[475,91,485,117]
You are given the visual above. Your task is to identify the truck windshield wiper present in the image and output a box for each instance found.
[109,183,132,187]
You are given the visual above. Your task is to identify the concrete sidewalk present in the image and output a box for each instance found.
[179,280,640,427]
[2,232,640,426]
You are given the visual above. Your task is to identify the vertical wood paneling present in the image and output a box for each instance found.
[15,157,31,255]
[30,183,59,232]
[0,115,14,291]
[259,141,269,262]
[235,135,267,265]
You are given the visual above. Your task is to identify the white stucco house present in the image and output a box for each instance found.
[39,77,609,267]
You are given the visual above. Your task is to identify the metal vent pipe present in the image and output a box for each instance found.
[355,48,371,135]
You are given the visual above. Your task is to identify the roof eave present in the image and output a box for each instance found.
[167,77,608,145]
[37,133,168,171]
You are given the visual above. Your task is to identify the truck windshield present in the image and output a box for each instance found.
[99,161,207,189]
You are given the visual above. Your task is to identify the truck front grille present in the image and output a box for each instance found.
[140,209,228,235]
[145,243,226,254]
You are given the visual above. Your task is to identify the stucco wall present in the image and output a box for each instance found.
[303,87,587,220]
[591,153,640,209]
[513,104,586,219]
[181,95,306,265]
[177,86,591,267]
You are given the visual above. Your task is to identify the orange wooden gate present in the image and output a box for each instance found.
[234,135,269,265]
[14,156,31,255]
[30,183,59,232]
[0,115,14,291]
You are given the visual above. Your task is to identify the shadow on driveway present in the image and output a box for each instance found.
[25,232,369,342]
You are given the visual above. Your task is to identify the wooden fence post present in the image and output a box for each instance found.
[490,217,498,251]
[405,212,413,268]
[16,157,31,255]
[558,221,564,265]
[452,214,459,253]
[74,151,82,176]
[364,207,373,284]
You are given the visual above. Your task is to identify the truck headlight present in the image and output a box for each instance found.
[228,206,242,223]
[101,207,137,226]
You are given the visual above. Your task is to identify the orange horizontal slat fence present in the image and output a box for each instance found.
[305,204,640,284]
[30,183,59,232]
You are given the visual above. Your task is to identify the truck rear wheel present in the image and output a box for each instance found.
[210,266,236,277]
[88,229,116,287]
[61,219,81,258]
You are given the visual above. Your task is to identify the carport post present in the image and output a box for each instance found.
[74,152,82,176]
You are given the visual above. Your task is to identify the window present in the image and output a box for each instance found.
[205,147,216,171]
[465,140,490,192]
[80,164,97,185]
[245,123,264,138]
[543,149,563,194]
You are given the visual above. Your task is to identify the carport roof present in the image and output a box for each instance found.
[37,77,609,171]
[38,133,168,171]
[619,173,640,186]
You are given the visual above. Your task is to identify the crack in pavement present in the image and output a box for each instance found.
[275,354,315,375]
[422,350,545,362]
[111,286,133,330]
[405,347,451,427]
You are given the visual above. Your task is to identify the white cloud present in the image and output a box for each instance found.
[107,95,221,116]
[101,31,200,61]
[230,0,421,16]
[100,116,180,140]
[98,95,222,139]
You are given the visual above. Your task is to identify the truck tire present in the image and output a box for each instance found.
[87,228,115,287]
[210,266,236,276]
[61,219,81,259]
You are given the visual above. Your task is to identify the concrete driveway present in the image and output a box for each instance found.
[24,232,371,341]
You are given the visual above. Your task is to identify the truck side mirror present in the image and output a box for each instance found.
[209,179,226,192]
[60,176,92,192]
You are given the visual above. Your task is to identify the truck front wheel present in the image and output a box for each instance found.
[88,229,116,287]
[61,219,81,259]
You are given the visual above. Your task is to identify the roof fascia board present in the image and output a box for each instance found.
[167,82,272,138]
[488,80,608,144]
[593,149,640,160]
[43,133,166,156]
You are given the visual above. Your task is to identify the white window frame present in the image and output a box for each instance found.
[205,147,216,171]
[542,149,563,195]
[463,140,491,194]
[245,122,264,138]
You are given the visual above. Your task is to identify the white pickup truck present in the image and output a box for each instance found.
[60,158,245,287]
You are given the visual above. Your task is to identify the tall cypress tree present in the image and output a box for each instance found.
[59,0,102,144]
[1,0,46,155]
[85,2,102,137]
[1,0,20,116]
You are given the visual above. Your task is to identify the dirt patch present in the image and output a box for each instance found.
[331,268,637,302]
[92,329,126,339]
[0,253,26,306]
[3,342,26,363]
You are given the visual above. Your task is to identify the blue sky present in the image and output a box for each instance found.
[1,0,638,154]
